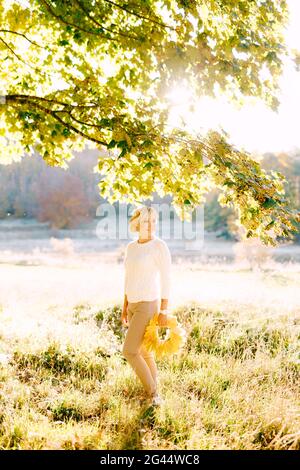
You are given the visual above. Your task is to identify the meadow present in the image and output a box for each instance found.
[0,252,299,450]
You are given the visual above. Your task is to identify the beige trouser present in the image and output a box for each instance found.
[122,298,160,397]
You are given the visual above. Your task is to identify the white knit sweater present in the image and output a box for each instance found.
[124,235,172,303]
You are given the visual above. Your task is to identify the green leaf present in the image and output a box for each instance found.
[62,128,71,136]
[58,39,69,46]
[99,118,112,128]
[107,140,117,149]
[142,139,154,147]
[265,220,275,230]
[262,197,277,209]
[116,140,128,149]
[118,148,127,158]
[224,179,235,187]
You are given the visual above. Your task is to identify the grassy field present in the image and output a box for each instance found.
[0,258,299,450]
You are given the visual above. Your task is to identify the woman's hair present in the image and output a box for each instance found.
[128,205,158,233]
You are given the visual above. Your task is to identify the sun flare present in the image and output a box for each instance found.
[166,0,300,154]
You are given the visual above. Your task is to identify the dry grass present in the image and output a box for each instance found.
[0,256,299,450]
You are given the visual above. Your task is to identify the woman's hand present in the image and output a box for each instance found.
[157,312,168,327]
[121,307,129,327]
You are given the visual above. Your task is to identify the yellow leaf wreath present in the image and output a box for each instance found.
[142,312,187,359]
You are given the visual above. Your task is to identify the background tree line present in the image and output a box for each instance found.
[206,151,300,242]
[0,149,299,242]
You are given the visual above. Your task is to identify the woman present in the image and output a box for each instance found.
[121,205,172,406]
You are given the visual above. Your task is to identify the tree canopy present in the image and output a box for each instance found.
[0,0,299,244]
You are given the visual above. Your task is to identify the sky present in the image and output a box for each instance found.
[167,0,300,155]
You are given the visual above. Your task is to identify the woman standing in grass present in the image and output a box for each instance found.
[121,205,172,406]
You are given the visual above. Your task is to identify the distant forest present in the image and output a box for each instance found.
[0,149,299,242]
[0,149,101,229]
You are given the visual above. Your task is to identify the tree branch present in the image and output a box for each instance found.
[5,94,100,109]
[6,97,108,146]
[55,108,105,128]
[0,37,39,70]
[0,29,45,48]
[51,108,107,145]
[40,0,119,41]
[74,0,140,41]
[103,0,176,30]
